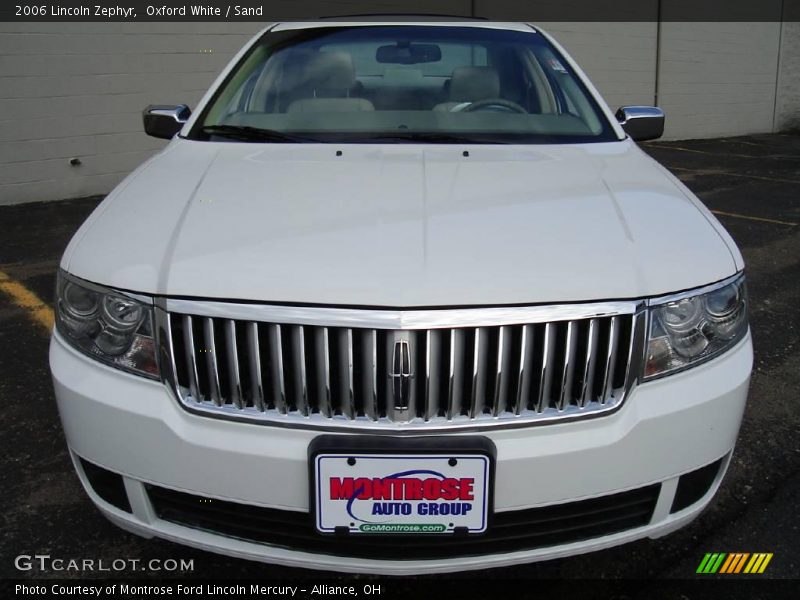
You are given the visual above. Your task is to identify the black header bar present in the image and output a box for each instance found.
[0,0,798,23]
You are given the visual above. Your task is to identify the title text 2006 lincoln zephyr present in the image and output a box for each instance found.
[50,19,752,574]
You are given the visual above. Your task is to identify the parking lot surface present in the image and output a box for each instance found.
[1,134,798,584]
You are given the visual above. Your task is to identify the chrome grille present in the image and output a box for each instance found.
[160,303,646,430]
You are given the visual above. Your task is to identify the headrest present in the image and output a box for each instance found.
[449,66,500,102]
[285,50,356,93]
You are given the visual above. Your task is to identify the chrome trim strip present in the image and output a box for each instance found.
[558,321,577,411]
[164,298,640,329]
[625,311,648,393]
[470,328,483,418]
[163,395,640,433]
[447,329,464,420]
[182,315,200,401]
[344,328,355,419]
[579,318,599,407]
[293,325,308,416]
[600,316,620,405]
[369,329,378,420]
[246,322,265,412]
[536,322,555,413]
[515,324,531,415]
[424,330,439,421]
[647,272,743,306]
[318,327,332,418]
[203,317,222,407]
[224,320,243,409]
[270,324,287,414]
[159,300,650,433]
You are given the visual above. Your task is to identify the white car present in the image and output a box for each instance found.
[50,19,752,574]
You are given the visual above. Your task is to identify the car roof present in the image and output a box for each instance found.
[270,20,538,33]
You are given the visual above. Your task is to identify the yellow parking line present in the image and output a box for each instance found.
[0,270,54,333]
[711,210,797,227]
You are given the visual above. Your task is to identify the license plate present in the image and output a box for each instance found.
[313,453,490,535]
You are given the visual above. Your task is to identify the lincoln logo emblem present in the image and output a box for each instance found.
[389,340,413,410]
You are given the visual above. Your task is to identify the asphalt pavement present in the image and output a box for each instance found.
[0,134,798,591]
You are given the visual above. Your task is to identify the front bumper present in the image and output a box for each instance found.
[51,329,752,574]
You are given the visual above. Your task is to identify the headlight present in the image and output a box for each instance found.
[55,271,159,379]
[644,274,748,379]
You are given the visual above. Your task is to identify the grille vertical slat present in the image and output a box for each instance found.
[424,330,441,421]
[447,329,465,419]
[291,326,308,415]
[203,317,222,406]
[182,315,200,401]
[246,322,265,411]
[536,323,555,413]
[470,328,485,418]
[424,330,432,419]
[600,316,620,405]
[168,307,643,428]
[557,321,577,411]
[368,330,379,420]
[579,318,599,408]
[316,327,332,417]
[341,329,355,419]
[224,320,243,409]
[515,325,532,415]
[269,324,287,414]
[493,326,510,416]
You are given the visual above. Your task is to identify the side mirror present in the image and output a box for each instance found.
[143,104,191,139]
[615,106,665,142]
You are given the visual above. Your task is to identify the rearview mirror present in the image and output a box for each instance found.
[376,43,442,65]
[615,106,665,142]
[143,104,191,139]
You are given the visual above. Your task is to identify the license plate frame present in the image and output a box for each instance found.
[309,435,495,536]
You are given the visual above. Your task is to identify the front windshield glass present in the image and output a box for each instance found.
[192,25,618,144]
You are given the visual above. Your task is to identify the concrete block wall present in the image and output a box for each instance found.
[538,22,658,110]
[656,22,783,139]
[0,22,265,205]
[775,21,800,131]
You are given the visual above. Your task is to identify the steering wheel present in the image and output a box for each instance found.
[458,99,528,114]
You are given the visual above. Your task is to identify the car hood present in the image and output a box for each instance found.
[64,138,738,306]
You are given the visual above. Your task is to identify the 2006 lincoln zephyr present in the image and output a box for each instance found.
[50,18,752,573]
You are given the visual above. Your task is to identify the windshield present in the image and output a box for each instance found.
[192,25,618,144]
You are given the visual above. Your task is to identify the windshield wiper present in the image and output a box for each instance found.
[201,125,319,143]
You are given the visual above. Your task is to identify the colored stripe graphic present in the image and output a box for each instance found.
[744,553,774,574]
[696,553,713,573]
[719,554,736,574]
[720,553,748,573]
[733,553,750,573]
[697,553,727,573]
[698,552,773,574]
[758,554,773,573]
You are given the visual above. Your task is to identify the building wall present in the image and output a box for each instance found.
[656,22,782,139]
[0,22,264,205]
[537,22,658,110]
[0,11,795,205]
[775,20,800,132]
